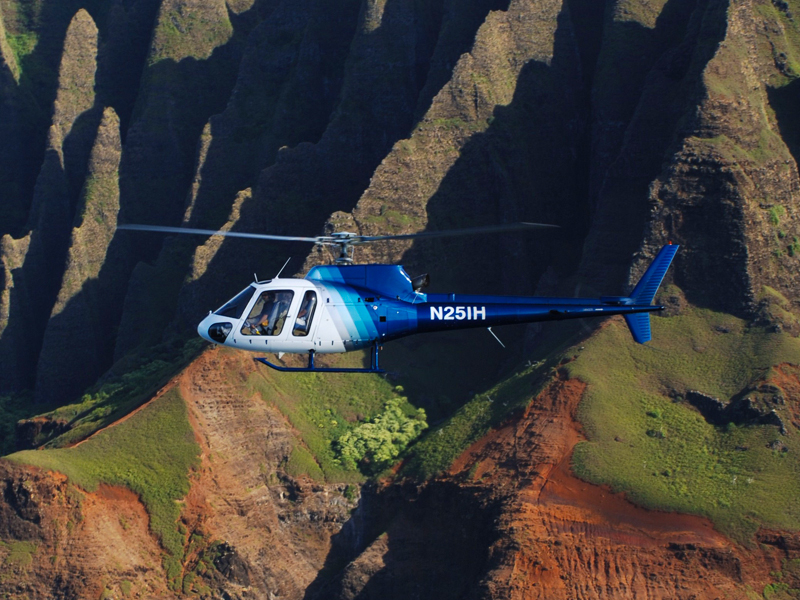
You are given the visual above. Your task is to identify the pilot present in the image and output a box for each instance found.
[242,293,270,335]
[249,312,269,335]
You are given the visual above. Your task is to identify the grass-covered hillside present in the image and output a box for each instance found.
[7,387,199,590]
[244,350,428,482]
[570,297,800,543]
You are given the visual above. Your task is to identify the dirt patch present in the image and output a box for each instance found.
[537,456,728,548]
[175,347,359,598]
[78,483,165,580]
[0,461,169,599]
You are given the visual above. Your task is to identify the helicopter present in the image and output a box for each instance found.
[119,223,679,373]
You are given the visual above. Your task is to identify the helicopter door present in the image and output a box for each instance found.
[240,290,294,337]
[382,307,409,339]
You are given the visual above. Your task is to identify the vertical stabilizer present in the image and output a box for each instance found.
[624,244,679,343]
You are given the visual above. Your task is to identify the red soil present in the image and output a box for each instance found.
[449,368,797,599]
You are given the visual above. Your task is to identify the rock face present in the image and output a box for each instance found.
[4,0,800,595]
[686,389,787,432]
[0,9,101,394]
[1,348,361,599]
[627,0,800,315]
[35,107,124,405]
[0,462,170,599]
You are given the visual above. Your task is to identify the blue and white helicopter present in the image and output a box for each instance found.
[120,223,678,373]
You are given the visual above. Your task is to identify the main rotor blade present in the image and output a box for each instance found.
[117,224,319,243]
[352,222,559,244]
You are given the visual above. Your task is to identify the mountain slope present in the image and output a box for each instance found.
[3,0,800,598]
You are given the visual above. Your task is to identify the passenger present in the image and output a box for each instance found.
[293,292,316,336]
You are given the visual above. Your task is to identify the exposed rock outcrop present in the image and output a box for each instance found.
[685,389,787,432]
[35,107,124,405]
[630,0,800,317]
[169,0,523,331]
[7,350,795,599]
[0,9,101,395]
[5,1,800,595]
[0,233,33,391]
[313,0,583,292]
[118,0,256,235]
[0,461,170,599]
[28,8,101,227]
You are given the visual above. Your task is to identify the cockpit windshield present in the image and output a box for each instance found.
[241,290,294,336]
[214,286,256,319]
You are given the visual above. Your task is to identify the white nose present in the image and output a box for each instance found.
[197,316,212,343]
[198,315,233,344]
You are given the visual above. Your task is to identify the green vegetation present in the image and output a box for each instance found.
[248,355,421,482]
[7,388,200,589]
[284,445,324,480]
[695,129,791,168]
[362,208,420,230]
[24,338,203,449]
[755,0,800,86]
[343,484,358,501]
[0,541,37,568]
[431,117,488,133]
[402,357,559,480]
[789,236,800,257]
[79,169,120,225]
[770,205,786,226]
[758,286,800,332]
[6,31,36,70]
[611,0,670,29]
[570,306,800,543]
[150,8,233,64]
[334,398,427,474]
[763,582,793,599]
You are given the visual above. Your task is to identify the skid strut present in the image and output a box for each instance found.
[255,344,384,373]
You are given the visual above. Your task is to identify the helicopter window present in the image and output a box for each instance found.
[241,290,294,336]
[215,286,256,319]
[292,291,317,337]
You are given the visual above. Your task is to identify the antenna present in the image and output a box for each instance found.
[487,327,506,348]
[253,273,258,282]
[275,257,291,278]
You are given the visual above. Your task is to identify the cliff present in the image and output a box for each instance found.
[0,8,101,393]
[5,348,800,599]
[35,106,124,404]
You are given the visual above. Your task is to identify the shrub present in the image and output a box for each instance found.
[334,398,427,474]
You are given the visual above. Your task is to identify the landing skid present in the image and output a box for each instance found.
[255,345,385,373]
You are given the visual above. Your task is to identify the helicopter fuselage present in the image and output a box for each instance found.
[119,222,677,373]
[197,256,671,363]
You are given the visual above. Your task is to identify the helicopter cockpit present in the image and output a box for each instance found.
[213,285,257,319]
[241,290,294,336]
